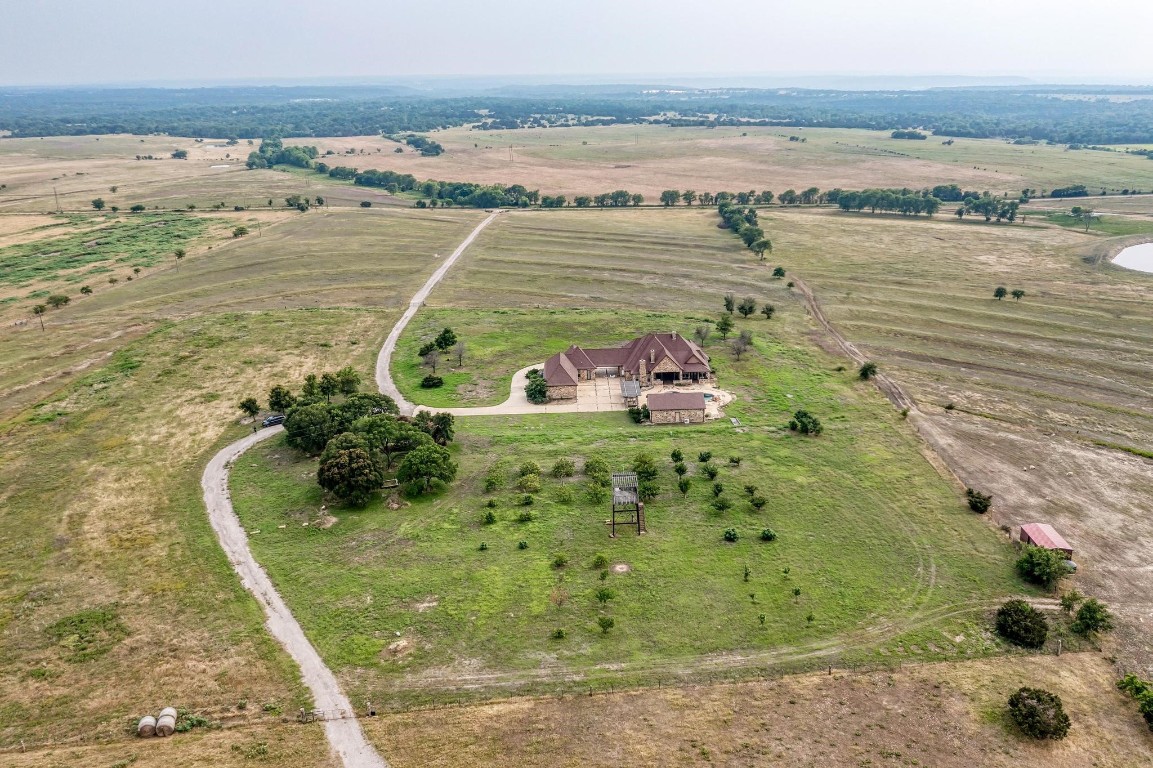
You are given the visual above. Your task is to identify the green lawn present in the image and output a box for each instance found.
[231,309,1029,709]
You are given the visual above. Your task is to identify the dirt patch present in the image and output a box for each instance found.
[610,563,631,574]
[384,637,415,660]
[314,513,338,529]
[413,596,439,612]
[364,653,1153,768]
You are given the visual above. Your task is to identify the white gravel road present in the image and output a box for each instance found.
[202,426,388,768]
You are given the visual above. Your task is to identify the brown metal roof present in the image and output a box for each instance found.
[647,391,707,411]
[544,332,711,387]
[543,352,578,386]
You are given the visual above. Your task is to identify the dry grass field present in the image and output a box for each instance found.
[291,125,1153,200]
[0,134,405,215]
[365,652,1151,768]
[0,209,480,765]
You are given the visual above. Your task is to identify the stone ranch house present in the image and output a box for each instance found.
[543,332,713,401]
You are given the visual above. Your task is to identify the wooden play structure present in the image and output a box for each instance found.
[609,471,645,537]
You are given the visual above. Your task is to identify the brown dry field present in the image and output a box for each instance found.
[0,134,405,215]
[366,653,1150,768]
[289,124,1153,201]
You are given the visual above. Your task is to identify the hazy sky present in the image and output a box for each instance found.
[3,0,1152,87]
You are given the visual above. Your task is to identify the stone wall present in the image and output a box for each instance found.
[548,385,578,401]
[649,408,706,424]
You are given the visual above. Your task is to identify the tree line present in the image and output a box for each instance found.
[6,84,1153,144]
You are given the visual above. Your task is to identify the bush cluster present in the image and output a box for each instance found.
[1007,687,1070,740]
[995,599,1048,648]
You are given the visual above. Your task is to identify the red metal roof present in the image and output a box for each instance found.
[647,391,707,411]
[1020,523,1073,553]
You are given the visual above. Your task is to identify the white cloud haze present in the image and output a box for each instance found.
[2,0,1151,86]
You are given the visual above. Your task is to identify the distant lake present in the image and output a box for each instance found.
[1113,242,1153,273]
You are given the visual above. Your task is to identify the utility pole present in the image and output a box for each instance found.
[508,145,513,163]
[53,186,60,212]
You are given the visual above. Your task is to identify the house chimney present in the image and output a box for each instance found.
[649,348,655,364]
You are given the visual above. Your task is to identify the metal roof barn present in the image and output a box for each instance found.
[1019,523,1074,557]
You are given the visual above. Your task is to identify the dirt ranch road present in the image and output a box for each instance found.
[376,211,501,415]
[202,427,388,768]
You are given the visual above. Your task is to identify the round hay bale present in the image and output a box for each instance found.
[155,708,177,737]
[136,715,156,737]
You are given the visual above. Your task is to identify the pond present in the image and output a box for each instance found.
[1113,242,1153,273]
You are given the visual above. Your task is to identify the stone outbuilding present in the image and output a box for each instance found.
[646,391,707,424]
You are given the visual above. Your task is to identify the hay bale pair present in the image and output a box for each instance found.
[137,707,177,737]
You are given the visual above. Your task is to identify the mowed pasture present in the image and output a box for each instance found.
[291,124,1153,200]
[233,307,1028,711]
[0,208,483,419]
[365,653,1152,768]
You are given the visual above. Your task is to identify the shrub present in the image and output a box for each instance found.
[591,553,609,569]
[1059,590,1083,614]
[419,375,444,389]
[701,462,719,480]
[1072,598,1114,637]
[485,498,498,509]
[750,495,768,510]
[712,496,732,512]
[627,406,645,423]
[595,587,615,604]
[670,448,684,462]
[858,361,878,380]
[789,409,823,436]
[723,528,739,542]
[638,480,659,501]
[712,482,724,497]
[585,483,608,504]
[520,494,534,506]
[632,453,659,482]
[760,528,777,542]
[519,461,541,477]
[698,451,712,463]
[677,477,691,497]
[483,510,497,525]
[552,554,568,569]
[1016,546,1067,590]
[1008,688,1070,740]
[674,462,688,476]
[360,200,372,207]
[483,466,505,493]
[551,458,576,478]
[995,599,1048,648]
[553,484,576,504]
[517,540,529,550]
[478,542,488,551]
[597,616,615,634]
[516,473,542,493]
[551,628,566,640]
[583,456,610,477]
[516,510,535,523]
[966,488,992,513]
[728,456,742,466]
[744,484,758,497]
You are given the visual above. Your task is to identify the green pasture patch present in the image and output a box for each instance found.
[0,212,212,288]
[1042,211,1153,236]
[394,308,709,407]
[45,606,128,662]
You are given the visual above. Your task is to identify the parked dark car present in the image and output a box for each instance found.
[261,414,286,428]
